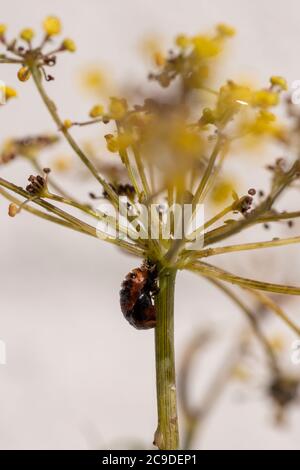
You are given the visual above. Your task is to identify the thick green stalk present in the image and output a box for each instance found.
[154,268,179,450]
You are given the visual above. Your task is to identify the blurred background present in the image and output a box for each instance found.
[1,0,300,449]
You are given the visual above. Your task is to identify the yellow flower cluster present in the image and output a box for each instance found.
[152,24,235,89]
[248,110,285,139]
[200,77,287,133]
[88,97,128,123]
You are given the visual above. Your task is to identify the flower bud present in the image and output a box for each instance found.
[43,16,61,36]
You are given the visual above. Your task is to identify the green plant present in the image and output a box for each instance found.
[1,17,300,449]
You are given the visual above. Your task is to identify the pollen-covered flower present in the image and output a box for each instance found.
[63,119,73,130]
[61,38,76,52]
[150,24,234,91]
[43,16,61,36]
[0,23,7,37]
[216,23,236,37]
[214,81,253,125]
[175,34,190,49]
[270,76,288,91]
[105,132,134,153]
[20,28,35,42]
[4,86,17,100]
[109,97,128,120]
[191,35,221,58]
[89,104,104,118]
[248,110,285,140]
[211,178,237,206]
[252,89,279,108]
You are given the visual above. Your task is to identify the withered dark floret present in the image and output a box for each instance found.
[269,375,299,408]
[26,168,50,196]
[103,183,136,201]
[232,194,254,214]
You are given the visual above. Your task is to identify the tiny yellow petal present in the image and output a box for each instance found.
[63,119,73,129]
[62,38,76,52]
[0,24,7,36]
[43,16,61,36]
[252,89,279,108]
[270,76,287,91]
[216,23,236,37]
[109,97,128,120]
[175,34,190,48]
[53,155,72,172]
[192,35,221,58]
[200,107,216,125]
[211,178,236,205]
[20,28,35,42]
[153,51,165,67]
[105,134,119,153]
[8,203,20,217]
[89,104,104,118]
[4,86,17,100]
[17,66,31,82]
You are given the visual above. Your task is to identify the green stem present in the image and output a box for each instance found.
[30,65,119,207]
[189,260,300,296]
[154,268,179,450]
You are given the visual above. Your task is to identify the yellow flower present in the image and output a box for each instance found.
[17,66,31,82]
[89,104,104,118]
[8,203,20,218]
[62,38,76,52]
[63,119,73,130]
[53,155,72,172]
[20,28,35,42]
[211,178,236,205]
[171,127,202,158]
[252,89,279,108]
[153,51,165,67]
[105,133,133,153]
[0,24,7,36]
[200,107,217,125]
[270,76,287,91]
[249,110,285,139]
[43,16,61,36]
[140,34,163,59]
[216,23,236,37]
[268,334,286,352]
[81,67,110,96]
[175,34,190,49]
[0,23,7,37]
[215,81,253,123]
[4,86,17,100]
[109,97,128,120]
[191,35,221,58]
